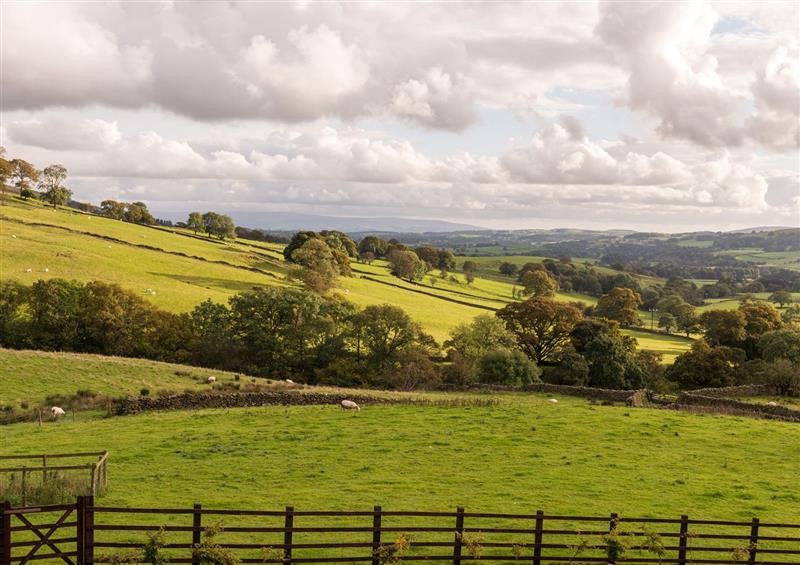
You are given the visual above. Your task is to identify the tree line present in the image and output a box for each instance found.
[0,148,73,209]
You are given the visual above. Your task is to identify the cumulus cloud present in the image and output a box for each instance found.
[6,116,775,215]
[391,68,477,131]
[747,44,800,150]
[6,118,122,151]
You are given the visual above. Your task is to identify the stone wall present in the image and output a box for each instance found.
[676,392,800,422]
[112,391,495,415]
[686,384,772,398]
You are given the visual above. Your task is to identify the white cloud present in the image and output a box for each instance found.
[391,68,476,131]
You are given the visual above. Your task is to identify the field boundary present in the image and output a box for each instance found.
[3,497,799,565]
[111,391,497,415]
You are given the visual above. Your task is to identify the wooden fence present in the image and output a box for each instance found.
[1,498,799,564]
[0,453,108,506]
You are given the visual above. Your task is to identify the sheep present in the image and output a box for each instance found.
[206,376,216,384]
[285,379,295,384]
[25,268,32,273]
[767,401,778,407]
[50,406,66,418]
[43,268,49,273]
[11,235,16,238]
[341,400,360,411]
[547,398,558,404]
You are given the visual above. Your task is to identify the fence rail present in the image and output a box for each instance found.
[0,453,109,506]
[1,498,798,564]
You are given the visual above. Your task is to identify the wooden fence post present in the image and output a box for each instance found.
[192,504,202,565]
[453,506,465,565]
[283,506,294,565]
[1,501,11,565]
[678,515,689,565]
[85,495,94,565]
[77,496,85,565]
[371,505,382,565]
[533,510,544,565]
[748,518,760,565]
[608,513,619,565]
[90,464,97,498]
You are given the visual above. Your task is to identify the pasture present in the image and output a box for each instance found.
[0,199,693,354]
[2,396,799,522]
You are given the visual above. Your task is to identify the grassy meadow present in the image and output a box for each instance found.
[3,394,799,520]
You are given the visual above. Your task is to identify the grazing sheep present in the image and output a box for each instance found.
[50,406,66,418]
[11,235,16,238]
[25,268,32,273]
[43,268,49,272]
[547,398,558,404]
[767,401,778,406]
[341,400,360,411]
[206,376,216,384]
[285,379,295,384]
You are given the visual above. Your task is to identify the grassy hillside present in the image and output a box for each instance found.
[1,198,691,356]
[3,396,799,522]
[0,348,249,407]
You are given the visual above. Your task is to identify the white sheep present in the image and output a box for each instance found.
[767,401,778,406]
[547,398,558,404]
[25,268,32,273]
[206,376,216,384]
[50,406,66,418]
[43,268,49,273]
[341,400,360,411]
[285,379,295,384]
[11,235,16,238]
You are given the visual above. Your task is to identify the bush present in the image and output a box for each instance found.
[140,388,150,396]
[477,349,541,386]
[544,346,589,385]
[385,349,441,390]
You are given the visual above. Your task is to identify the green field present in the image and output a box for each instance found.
[3,391,799,522]
[0,348,249,406]
[0,199,693,355]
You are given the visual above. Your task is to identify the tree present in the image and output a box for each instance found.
[0,147,10,204]
[101,200,126,220]
[739,300,783,337]
[388,249,427,281]
[187,212,204,234]
[10,159,39,203]
[658,313,676,333]
[27,278,84,350]
[19,187,36,200]
[351,305,432,370]
[414,246,441,269]
[284,231,321,261]
[764,359,800,397]
[291,238,339,294]
[700,310,746,347]
[666,340,745,389]
[321,231,358,258]
[570,318,642,389]
[768,291,793,308]
[477,349,541,386]
[546,346,590,385]
[0,280,30,347]
[444,314,517,362]
[595,287,643,327]
[201,212,236,239]
[38,164,71,208]
[124,201,155,225]
[496,298,583,364]
[462,261,478,275]
[358,236,388,258]
[385,348,441,391]
[520,270,558,298]
[782,304,800,326]
[465,271,475,285]
[656,295,686,317]
[360,251,376,264]
[499,262,518,277]
[674,303,702,337]
[758,329,800,364]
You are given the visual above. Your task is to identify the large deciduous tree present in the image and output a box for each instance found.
[594,287,643,327]
[496,297,583,364]
[38,164,71,208]
[520,270,558,298]
[388,249,427,281]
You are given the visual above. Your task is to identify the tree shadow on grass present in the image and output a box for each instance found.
[148,272,283,294]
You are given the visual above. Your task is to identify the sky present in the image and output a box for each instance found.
[1,0,799,232]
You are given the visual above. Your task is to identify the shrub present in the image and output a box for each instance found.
[385,349,441,390]
[477,349,541,386]
[140,388,150,397]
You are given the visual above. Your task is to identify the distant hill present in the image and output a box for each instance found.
[153,210,482,233]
